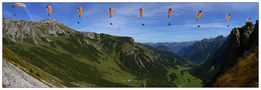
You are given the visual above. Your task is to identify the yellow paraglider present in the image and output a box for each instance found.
[225,14,231,27]
[168,8,173,26]
[12,3,26,16]
[196,10,203,28]
[47,5,52,17]
[109,8,114,25]
[140,8,145,26]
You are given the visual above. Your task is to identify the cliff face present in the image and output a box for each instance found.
[214,21,258,73]
[211,47,258,87]
[191,20,258,87]
[210,20,258,87]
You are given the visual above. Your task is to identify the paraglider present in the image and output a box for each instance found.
[78,7,83,18]
[77,7,83,24]
[12,3,26,8]
[11,3,26,16]
[47,5,52,17]
[168,8,173,26]
[109,8,114,25]
[196,10,203,28]
[140,8,145,26]
[225,13,231,27]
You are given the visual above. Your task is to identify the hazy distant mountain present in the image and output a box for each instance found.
[144,36,226,64]
[143,41,196,53]
[191,20,258,87]
[177,35,226,64]
[2,18,203,87]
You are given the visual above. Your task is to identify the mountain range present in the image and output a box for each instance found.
[177,35,226,64]
[143,41,196,53]
[144,35,226,64]
[3,18,202,87]
[2,18,258,87]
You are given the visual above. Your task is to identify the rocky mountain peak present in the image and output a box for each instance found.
[229,20,257,50]
[215,35,225,40]
[208,20,259,86]
[3,18,106,45]
[230,28,241,47]
[3,18,72,44]
[191,20,259,86]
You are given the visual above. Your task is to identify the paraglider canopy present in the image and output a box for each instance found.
[225,14,231,22]
[168,8,173,18]
[78,7,83,18]
[109,8,114,18]
[196,10,202,21]
[12,3,26,8]
[140,8,144,18]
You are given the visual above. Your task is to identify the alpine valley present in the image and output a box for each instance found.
[2,18,258,87]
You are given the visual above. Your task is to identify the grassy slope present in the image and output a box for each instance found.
[167,65,203,87]
[211,48,258,87]
[4,36,140,87]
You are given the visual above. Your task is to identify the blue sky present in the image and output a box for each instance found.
[3,2,259,42]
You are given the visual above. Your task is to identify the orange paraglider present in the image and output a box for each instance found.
[109,8,114,25]
[78,7,83,18]
[140,8,145,26]
[168,8,173,26]
[225,14,231,27]
[12,3,26,8]
[77,7,83,24]
[47,5,52,17]
[196,10,203,28]
[12,3,26,16]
